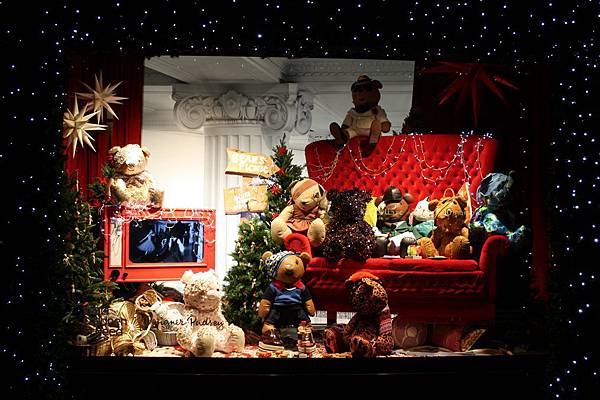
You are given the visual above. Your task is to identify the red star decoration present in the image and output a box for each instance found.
[421,62,518,127]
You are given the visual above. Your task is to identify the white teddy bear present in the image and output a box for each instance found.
[175,270,245,357]
[408,196,435,225]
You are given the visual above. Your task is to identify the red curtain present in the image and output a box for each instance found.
[65,55,144,197]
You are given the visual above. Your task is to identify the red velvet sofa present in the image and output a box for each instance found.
[288,134,509,324]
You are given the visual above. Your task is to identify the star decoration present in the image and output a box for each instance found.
[421,62,518,127]
[77,71,128,123]
[63,96,107,157]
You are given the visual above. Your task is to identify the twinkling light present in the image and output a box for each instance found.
[2,0,599,397]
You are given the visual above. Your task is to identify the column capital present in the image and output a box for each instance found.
[172,84,313,135]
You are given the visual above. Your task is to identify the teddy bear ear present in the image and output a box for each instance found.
[181,270,195,284]
[299,252,311,267]
[404,193,415,204]
[288,180,301,192]
[261,251,273,263]
[373,79,383,89]
[326,188,339,202]
[428,199,439,211]
[108,146,121,155]
[141,146,151,158]
[362,190,373,203]
[375,195,384,206]
[318,184,326,197]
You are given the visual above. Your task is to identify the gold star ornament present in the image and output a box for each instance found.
[63,96,107,157]
[77,71,128,123]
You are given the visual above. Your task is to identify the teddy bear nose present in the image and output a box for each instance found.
[284,268,294,276]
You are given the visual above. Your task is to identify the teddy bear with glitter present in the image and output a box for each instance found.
[322,188,377,261]
[329,75,391,154]
[175,270,245,357]
[108,144,164,207]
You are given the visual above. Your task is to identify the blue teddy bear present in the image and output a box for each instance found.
[470,172,526,244]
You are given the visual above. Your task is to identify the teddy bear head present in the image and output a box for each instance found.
[410,196,435,223]
[327,188,373,223]
[181,270,223,312]
[262,250,311,287]
[351,75,383,113]
[429,194,468,234]
[345,271,388,314]
[109,144,151,176]
[476,171,515,211]
[376,186,415,223]
[289,178,327,213]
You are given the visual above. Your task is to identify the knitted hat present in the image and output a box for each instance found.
[345,271,382,292]
[346,271,380,283]
[265,251,296,279]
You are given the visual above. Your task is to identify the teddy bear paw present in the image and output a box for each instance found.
[350,336,375,358]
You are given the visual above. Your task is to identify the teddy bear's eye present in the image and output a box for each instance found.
[445,208,453,215]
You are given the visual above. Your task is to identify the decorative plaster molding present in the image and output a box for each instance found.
[282,59,415,82]
[173,88,313,135]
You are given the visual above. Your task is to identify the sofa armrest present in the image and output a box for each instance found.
[478,235,510,300]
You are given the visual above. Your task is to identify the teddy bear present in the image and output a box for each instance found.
[470,172,527,246]
[324,271,393,358]
[417,190,471,259]
[329,75,391,154]
[258,251,316,353]
[271,178,328,248]
[108,144,164,207]
[175,270,245,357]
[373,186,417,256]
[322,188,377,261]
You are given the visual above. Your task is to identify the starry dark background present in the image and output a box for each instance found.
[1,1,598,398]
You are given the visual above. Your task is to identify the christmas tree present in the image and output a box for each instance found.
[223,135,303,334]
[62,177,116,339]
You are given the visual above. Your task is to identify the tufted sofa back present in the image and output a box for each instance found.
[305,134,498,206]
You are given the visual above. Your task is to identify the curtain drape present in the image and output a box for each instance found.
[64,55,144,197]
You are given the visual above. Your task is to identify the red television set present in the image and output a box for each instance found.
[103,206,216,282]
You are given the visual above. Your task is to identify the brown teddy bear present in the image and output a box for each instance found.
[374,186,416,257]
[417,190,471,259]
[108,144,164,207]
[330,75,391,154]
[271,178,327,248]
[258,251,316,353]
[324,271,393,358]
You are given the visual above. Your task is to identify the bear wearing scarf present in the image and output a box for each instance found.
[258,251,316,353]
[271,178,328,248]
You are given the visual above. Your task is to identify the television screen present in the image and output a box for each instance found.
[128,219,204,263]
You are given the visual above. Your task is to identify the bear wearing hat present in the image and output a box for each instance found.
[330,75,391,153]
[258,250,316,352]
